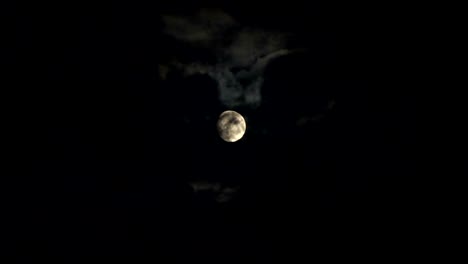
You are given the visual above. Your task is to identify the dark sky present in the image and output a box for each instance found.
[9,1,415,262]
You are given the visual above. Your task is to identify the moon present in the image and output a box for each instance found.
[217,110,246,142]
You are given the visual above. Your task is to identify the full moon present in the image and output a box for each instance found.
[217,110,246,142]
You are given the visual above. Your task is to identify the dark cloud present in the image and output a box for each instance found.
[190,181,239,203]
[160,9,293,108]
[162,9,236,46]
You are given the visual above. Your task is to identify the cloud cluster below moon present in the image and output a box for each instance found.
[190,181,239,203]
[159,8,292,108]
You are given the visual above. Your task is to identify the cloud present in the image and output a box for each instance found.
[222,29,288,67]
[190,181,239,203]
[158,64,170,80]
[162,8,236,46]
[191,181,221,192]
[161,9,292,108]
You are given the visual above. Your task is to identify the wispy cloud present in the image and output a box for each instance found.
[160,9,292,108]
[190,181,239,203]
[162,9,236,46]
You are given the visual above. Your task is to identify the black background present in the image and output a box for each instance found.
[9,1,416,262]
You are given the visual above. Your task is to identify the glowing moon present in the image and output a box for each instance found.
[217,110,246,142]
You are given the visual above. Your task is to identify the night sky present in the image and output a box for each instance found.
[9,1,416,262]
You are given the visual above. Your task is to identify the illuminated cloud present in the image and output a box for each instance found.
[161,9,292,108]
